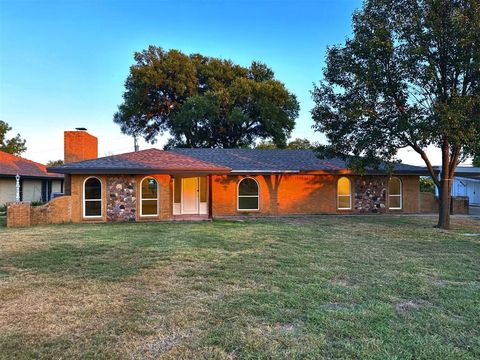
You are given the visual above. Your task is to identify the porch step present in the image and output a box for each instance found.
[173,214,210,221]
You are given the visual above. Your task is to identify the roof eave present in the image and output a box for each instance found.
[47,167,231,175]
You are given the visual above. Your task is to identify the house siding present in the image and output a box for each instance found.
[211,174,420,217]
[59,173,421,223]
[66,174,173,223]
[0,178,16,206]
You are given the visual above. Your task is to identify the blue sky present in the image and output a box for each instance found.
[0,0,438,165]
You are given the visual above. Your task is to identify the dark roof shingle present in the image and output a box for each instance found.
[48,148,231,174]
[48,148,428,175]
[172,148,428,174]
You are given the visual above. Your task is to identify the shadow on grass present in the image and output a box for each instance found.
[6,242,166,281]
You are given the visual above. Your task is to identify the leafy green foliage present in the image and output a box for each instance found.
[312,0,480,169]
[114,46,299,148]
[311,0,480,228]
[0,120,27,155]
[256,138,317,149]
[420,177,436,193]
[473,155,480,167]
[46,159,63,167]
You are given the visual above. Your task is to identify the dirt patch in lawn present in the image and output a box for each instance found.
[0,274,129,338]
[394,299,431,312]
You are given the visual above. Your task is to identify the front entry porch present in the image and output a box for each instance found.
[173,176,210,219]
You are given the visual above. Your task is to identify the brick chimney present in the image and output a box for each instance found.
[64,128,98,163]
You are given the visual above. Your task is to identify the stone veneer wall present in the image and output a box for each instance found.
[354,176,388,214]
[107,176,137,222]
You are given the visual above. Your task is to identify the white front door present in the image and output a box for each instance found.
[181,177,199,214]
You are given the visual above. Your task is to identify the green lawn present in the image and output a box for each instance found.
[0,216,479,359]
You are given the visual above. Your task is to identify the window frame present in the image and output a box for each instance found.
[140,176,159,217]
[337,177,352,210]
[83,176,102,218]
[237,177,260,211]
[388,177,403,210]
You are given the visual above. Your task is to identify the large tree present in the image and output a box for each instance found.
[0,120,27,155]
[312,0,480,229]
[114,46,299,148]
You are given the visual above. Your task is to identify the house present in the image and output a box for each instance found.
[0,150,64,207]
[435,167,480,206]
[41,129,428,223]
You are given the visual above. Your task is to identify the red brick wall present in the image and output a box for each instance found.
[419,192,469,215]
[419,192,437,213]
[30,196,74,225]
[68,174,173,223]
[6,202,31,227]
[64,131,98,163]
[135,174,172,222]
[211,174,421,217]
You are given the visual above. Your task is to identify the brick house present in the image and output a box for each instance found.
[43,129,428,223]
[0,150,64,207]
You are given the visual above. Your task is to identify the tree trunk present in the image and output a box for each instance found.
[437,177,451,229]
[437,143,451,229]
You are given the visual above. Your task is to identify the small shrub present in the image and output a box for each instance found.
[30,201,46,207]
[420,177,436,193]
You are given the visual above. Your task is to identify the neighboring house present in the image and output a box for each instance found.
[434,167,480,206]
[0,151,64,206]
[46,130,428,223]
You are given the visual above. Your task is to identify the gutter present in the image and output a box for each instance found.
[46,167,231,175]
[230,170,300,174]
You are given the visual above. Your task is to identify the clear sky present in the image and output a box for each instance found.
[0,0,446,165]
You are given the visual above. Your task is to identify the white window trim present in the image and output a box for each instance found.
[140,176,159,217]
[337,177,352,210]
[83,176,102,218]
[388,177,403,210]
[237,177,260,211]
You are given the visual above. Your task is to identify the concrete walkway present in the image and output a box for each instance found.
[469,206,480,216]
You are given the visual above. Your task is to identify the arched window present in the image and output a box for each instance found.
[141,177,158,216]
[337,177,352,210]
[84,177,102,217]
[388,177,402,209]
[238,178,259,211]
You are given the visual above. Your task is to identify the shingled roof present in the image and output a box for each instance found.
[0,151,63,178]
[48,148,231,174]
[47,148,428,175]
[172,148,429,174]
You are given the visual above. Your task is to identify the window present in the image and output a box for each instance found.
[84,177,102,217]
[141,177,158,216]
[337,177,352,210]
[238,178,259,211]
[388,177,402,209]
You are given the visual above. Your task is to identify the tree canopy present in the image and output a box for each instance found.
[114,46,299,148]
[473,154,480,167]
[0,120,27,156]
[311,0,480,228]
[46,159,63,167]
[256,138,317,150]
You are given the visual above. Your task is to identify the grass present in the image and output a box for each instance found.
[0,216,479,359]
